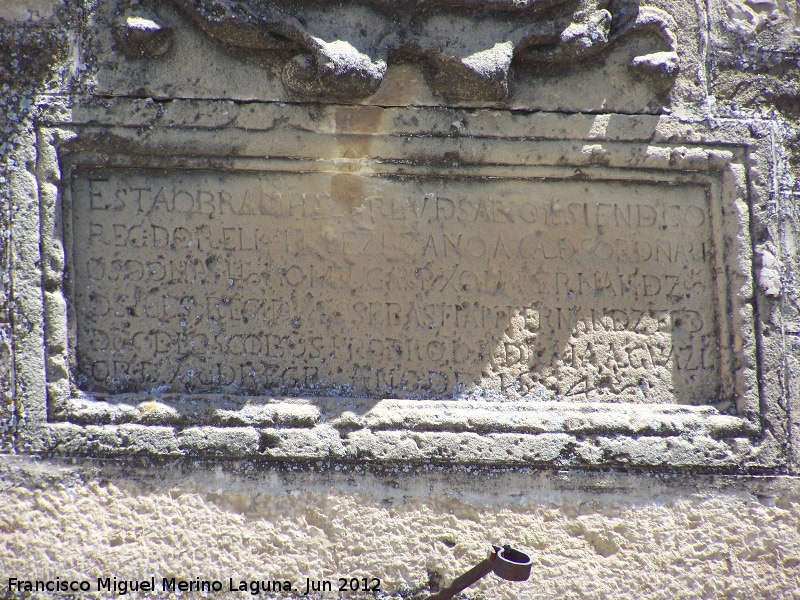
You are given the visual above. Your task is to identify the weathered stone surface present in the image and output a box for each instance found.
[23,102,764,467]
[1,456,800,599]
[1,0,800,595]
[113,12,174,59]
[163,0,678,102]
[71,168,719,404]
[84,0,696,113]
[0,0,787,470]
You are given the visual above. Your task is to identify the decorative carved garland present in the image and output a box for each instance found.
[114,0,679,101]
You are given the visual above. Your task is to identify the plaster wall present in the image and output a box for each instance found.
[1,0,800,598]
[3,458,800,599]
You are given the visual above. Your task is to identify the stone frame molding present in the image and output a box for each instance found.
[11,99,787,471]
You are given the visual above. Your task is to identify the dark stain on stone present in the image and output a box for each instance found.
[330,173,366,215]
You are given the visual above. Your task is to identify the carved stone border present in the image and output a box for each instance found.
[13,101,783,470]
[112,0,681,102]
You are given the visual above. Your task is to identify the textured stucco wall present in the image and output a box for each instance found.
[2,0,800,598]
[2,457,800,599]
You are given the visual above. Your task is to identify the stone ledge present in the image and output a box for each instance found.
[18,421,782,471]
[57,396,759,439]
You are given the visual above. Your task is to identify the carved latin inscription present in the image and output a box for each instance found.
[71,169,719,403]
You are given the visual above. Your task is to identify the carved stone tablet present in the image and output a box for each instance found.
[6,0,789,470]
[72,169,718,405]
[6,5,800,595]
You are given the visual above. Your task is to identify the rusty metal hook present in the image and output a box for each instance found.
[425,544,532,600]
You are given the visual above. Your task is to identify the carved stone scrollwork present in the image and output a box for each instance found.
[281,41,387,101]
[119,0,680,101]
[113,8,174,58]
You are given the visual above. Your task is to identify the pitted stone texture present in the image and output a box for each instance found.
[167,0,677,102]
[0,324,14,452]
[113,12,174,59]
[722,0,800,42]
[0,458,799,599]
[71,169,720,404]
[0,0,57,22]
[18,419,779,470]
[3,1,795,473]
[84,0,700,113]
[23,103,768,469]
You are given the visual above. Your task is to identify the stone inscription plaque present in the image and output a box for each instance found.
[71,168,719,404]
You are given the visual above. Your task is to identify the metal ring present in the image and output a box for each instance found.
[493,545,533,581]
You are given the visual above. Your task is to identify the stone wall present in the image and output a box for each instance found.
[3,457,800,599]
[1,0,799,597]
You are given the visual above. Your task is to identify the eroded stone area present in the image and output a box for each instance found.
[2,460,799,600]
[72,168,718,403]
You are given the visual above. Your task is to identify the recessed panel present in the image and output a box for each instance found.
[71,169,718,404]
